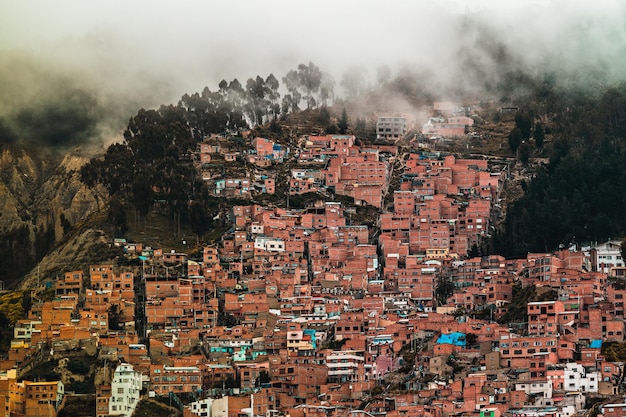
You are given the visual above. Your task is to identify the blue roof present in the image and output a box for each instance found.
[436,332,466,346]
[590,340,603,349]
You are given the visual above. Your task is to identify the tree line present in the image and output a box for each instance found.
[492,84,626,257]
[78,62,342,239]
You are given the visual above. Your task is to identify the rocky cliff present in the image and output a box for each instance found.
[0,145,105,288]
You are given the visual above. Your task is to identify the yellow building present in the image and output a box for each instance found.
[9,379,64,417]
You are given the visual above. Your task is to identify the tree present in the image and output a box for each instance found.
[355,117,366,134]
[245,75,269,125]
[189,201,212,242]
[282,70,302,113]
[534,122,545,149]
[265,73,281,119]
[258,370,270,385]
[297,62,322,109]
[338,108,349,134]
[435,276,454,305]
[465,333,478,346]
[22,292,32,315]
[621,238,626,263]
[108,197,128,238]
[108,304,125,331]
[508,127,523,154]
[515,112,533,140]
[319,72,335,106]
[519,142,532,165]
[319,106,331,126]
[132,173,153,227]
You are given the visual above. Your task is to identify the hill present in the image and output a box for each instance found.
[3,61,626,289]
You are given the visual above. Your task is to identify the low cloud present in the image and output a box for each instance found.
[1,0,625,148]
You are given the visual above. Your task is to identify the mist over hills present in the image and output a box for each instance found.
[2,1,626,149]
[1,1,626,284]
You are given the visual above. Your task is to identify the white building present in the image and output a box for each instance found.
[325,351,366,383]
[186,397,230,417]
[563,363,599,393]
[591,240,624,273]
[514,380,553,399]
[254,236,285,252]
[187,398,215,417]
[13,319,41,341]
[109,363,143,417]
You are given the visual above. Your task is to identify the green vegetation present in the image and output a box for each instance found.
[493,84,626,257]
[601,341,626,362]
[65,379,95,394]
[20,359,61,382]
[435,276,455,306]
[0,225,35,285]
[133,399,181,417]
[57,394,95,417]
[0,291,29,355]
[66,354,97,375]
[497,284,557,328]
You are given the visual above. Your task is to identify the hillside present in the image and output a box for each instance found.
[3,66,626,290]
[0,144,103,288]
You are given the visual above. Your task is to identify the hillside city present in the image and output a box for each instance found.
[2,104,626,417]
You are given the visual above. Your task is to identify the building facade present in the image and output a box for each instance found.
[109,363,142,417]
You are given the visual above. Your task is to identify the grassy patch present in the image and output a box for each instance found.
[20,358,60,382]
[58,394,95,417]
[133,399,181,417]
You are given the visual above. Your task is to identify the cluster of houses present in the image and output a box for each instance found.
[292,134,396,208]
[381,153,502,263]
[199,135,283,198]
[2,120,626,417]
[421,116,475,138]
[420,102,476,139]
[0,371,64,417]
[0,221,626,417]
[1,201,625,417]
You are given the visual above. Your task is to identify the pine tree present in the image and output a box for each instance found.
[338,107,348,134]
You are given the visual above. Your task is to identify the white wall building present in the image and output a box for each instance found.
[325,351,366,383]
[563,363,599,393]
[187,398,214,417]
[591,240,625,273]
[109,363,143,417]
[254,236,285,252]
[185,396,229,417]
[515,380,553,399]
[13,320,41,340]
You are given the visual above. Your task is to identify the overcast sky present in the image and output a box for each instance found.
[4,0,609,101]
[1,0,626,146]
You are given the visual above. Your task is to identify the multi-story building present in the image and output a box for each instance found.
[56,270,83,296]
[9,380,64,417]
[603,403,626,417]
[591,240,625,273]
[150,365,202,396]
[109,363,142,417]
[376,116,408,140]
[323,350,367,384]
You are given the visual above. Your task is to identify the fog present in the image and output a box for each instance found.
[1,0,626,148]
